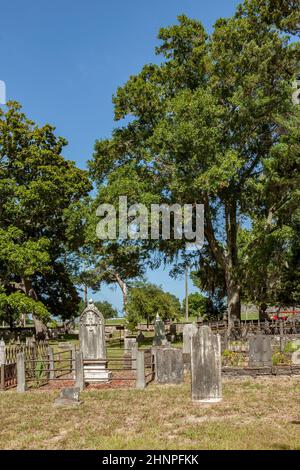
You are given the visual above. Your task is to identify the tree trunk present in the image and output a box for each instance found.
[115,273,128,316]
[84,284,88,305]
[226,272,241,319]
[185,266,189,321]
[204,197,241,322]
[21,277,48,339]
[225,201,241,322]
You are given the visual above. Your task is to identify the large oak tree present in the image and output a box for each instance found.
[90,2,300,319]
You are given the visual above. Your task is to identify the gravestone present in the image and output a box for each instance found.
[75,351,84,391]
[124,336,137,351]
[54,387,82,407]
[183,323,198,369]
[249,334,272,367]
[136,331,145,345]
[183,324,198,354]
[292,350,300,365]
[124,336,137,369]
[191,325,222,403]
[79,299,111,383]
[291,340,300,365]
[153,314,169,346]
[169,323,177,342]
[155,347,184,385]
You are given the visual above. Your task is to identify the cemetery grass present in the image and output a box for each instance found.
[1,377,300,450]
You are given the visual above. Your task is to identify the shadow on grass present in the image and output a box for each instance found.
[271,443,300,450]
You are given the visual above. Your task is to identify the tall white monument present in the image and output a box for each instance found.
[79,299,111,383]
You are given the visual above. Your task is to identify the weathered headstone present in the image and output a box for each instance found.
[169,323,177,342]
[153,314,168,346]
[183,324,198,354]
[54,387,82,407]
[249,334,272,367]
[290,340,300,365]
[124,336,137,351]
[136,331,145,345]
[183,323,198,369]
[292,350,300,365]
[75,351,84,391]
[16,352,26,393]
[191,325,222,403]
[131,343,138,370]
[79,299,111,383]
[155,347,184,385]
[123,336,137,369]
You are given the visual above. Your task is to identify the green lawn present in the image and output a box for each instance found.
[1,377,299,450]
[106,318,126,326]
[240,312,259,321]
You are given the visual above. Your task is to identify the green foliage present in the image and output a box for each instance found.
[35,359,46,381]
[77,299,118,319]
[237,0,300,36]
[272,351,290,366]
[89,4,300,319]
[126,283,181,330]
[222,350,244,367]
[284,341,300,354]
[48,319,59,329]
[0,290,50,326]
[0,102,91,326]
[183,292,209,318]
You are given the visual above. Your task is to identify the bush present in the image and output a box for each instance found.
[272,351,290,365]
[222,349,244,366]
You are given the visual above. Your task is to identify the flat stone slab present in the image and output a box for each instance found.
[53,387,82,407]
[53,398,83,407]
[60,387,80,400]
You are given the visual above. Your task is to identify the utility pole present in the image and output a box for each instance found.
[185,265,189,321]
[0,80,6,105]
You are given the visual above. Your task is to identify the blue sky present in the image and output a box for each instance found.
[0,0,240,314]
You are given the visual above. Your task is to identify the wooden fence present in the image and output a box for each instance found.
[0,340,75,391]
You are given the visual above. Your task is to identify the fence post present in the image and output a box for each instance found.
[0,340,5,392]
[136,350,145,390]
[47,346,55,380]
[75,351,84,392]
[0,339,6,366]
[131,343,138,370]
[71,346,76,378]
[0,364,4,391]
[280,321,285,352]
[17,352,26,393]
